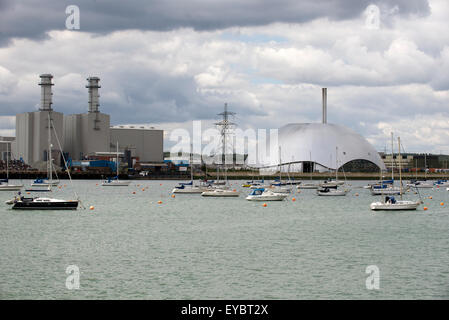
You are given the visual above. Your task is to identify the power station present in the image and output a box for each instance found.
[12,74,163,168]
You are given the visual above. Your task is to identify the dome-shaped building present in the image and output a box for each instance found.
[270,88,386,173]
[278,123,386,172]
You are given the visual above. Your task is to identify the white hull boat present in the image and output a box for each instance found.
[0,183,23,191]
[297,183,318,189]
[370,200,420,211]
[370,187,402,195]
[102,180,130,186]
[201,189,239,197]
[246,188,288,201]
[31,179,60,187]
[316,188,349,196]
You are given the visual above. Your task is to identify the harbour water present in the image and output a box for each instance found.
[1,179,448,299]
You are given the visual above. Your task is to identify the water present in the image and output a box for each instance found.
[1,180,449,299]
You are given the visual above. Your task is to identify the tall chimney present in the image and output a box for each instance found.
[39,74,54,111]
[86,76,101,113]
[322,87,327,124]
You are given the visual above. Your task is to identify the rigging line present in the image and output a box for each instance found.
[50,118,85,210]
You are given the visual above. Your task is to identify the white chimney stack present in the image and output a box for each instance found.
[322,87,327,124]
[39,74,54,111]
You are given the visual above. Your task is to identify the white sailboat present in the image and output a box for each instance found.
[298,151,318,189]
[370,137,421,211]
[173,146,212,194]
[317,147,349,196]
[370,132,402,195]
[0,141,23,191]
[6,112,79,210]
[102,141,130,186]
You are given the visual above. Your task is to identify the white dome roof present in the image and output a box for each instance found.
[278,123,386,170]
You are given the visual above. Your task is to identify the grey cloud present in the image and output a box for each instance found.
[0,0,430,45]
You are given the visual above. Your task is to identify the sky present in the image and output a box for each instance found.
[0,0,448,154]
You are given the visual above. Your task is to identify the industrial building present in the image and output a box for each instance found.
[277,88,386,173]
[64,77,111,160]
[110,126,163,163]
[12,74,164,170]
[14,74,64,167]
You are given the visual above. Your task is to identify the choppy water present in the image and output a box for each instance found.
[1,179,448,299]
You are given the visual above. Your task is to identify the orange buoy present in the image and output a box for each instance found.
[441,202,444,206]
[132,191,136,194]
[263,203,267,207]
[233,189,236,192]
[89,206,94,210]
[355,193,359,196]
[423,207,428,211]
[142,188,145,191]
[171,194,175,198]
[96,183,98,186]
[429,196,433,199]
[292,197,296,202]
[26,192,30,194]
[158,200,162,204]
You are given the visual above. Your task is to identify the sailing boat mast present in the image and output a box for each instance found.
[398,137,403,200]
[335,146,338,181]
[6,141,9,181]
[48,112,52,190]
[116,141,119,178]
[391,132,394,181]
[190,143,193,182]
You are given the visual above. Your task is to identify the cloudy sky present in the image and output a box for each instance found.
[0,0,448,154]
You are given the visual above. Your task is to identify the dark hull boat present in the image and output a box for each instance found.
[7,197,79,210]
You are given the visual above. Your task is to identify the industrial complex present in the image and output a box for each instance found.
[1,75,449,178]
[6,74,164,175]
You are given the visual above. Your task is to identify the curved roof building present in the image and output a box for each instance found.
[278,123,386,171]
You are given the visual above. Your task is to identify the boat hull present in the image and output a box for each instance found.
[370,201,420,211]
[201,192,239,197]
[11,201,79,210]
[0,184,23,191]
[102,181,130,186]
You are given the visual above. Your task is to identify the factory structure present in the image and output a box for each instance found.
[11,74,163,172]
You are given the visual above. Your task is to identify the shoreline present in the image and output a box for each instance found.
[1,170,447,181]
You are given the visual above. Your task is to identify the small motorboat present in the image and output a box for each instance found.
[31,178,60,187]
[6,194,78,210]
[370,196,420,211]
[370,185,402,195]
[245,188,288,201]
[319,179,345,188]
[316,186,349,196]
[101,176,130,186]
[406,180,433,189]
